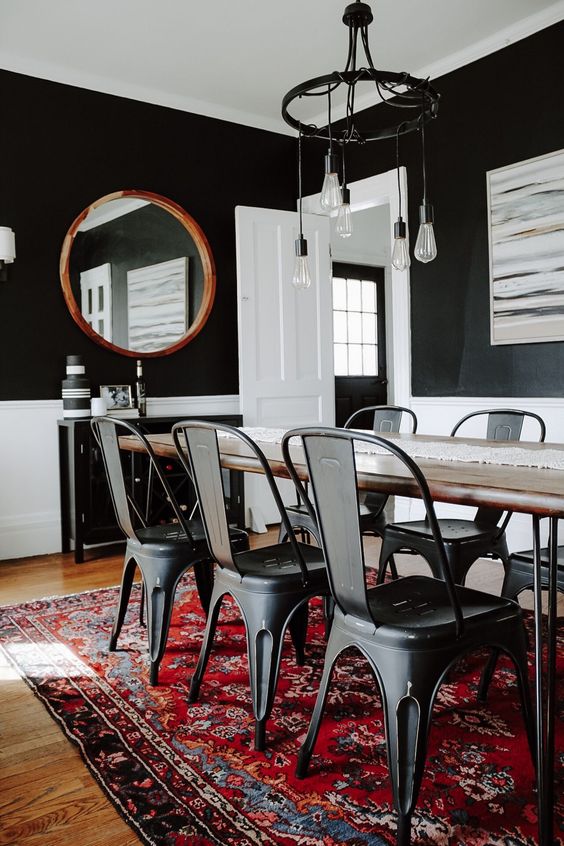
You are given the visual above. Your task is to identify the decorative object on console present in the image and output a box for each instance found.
[99,384,136,417]
[282,1,440,271]
[0,226,16,282]
[61,354,91,419]
[488,148,564,345]
[90,396,107,416]
[135,359,147,416]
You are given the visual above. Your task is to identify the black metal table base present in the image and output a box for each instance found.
[532,515,559,846]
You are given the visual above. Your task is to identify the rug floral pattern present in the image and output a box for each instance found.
[1,580,562,846]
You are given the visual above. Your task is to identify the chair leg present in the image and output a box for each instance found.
[142,568,182,686]
[296,627,343,778]
[240,593,302,751]
[193,559,214,615]
[288,600,309,665]
[323,595,335,640]
[188,586,224,703]
[378,536,403,584]
[477,648,499,703]
[109,556,137,651]
[139,579,146,627]
[376,658,440,846]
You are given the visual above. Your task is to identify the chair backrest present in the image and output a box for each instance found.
[282,427,464,635]
[451,408,546,528]
[344,405,417,434]
[91,416,194,544]
[451,408,546,442]
[172,421,309,583]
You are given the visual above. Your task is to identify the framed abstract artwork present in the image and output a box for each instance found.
[127,257,189,353]
[487,148,564,345]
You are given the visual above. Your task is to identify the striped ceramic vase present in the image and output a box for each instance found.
[62,355,91,418]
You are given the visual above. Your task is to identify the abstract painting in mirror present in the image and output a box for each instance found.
[60,190,215,357]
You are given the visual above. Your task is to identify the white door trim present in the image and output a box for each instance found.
[302,167,411,408]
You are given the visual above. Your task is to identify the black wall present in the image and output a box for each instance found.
[1,22,562,402]
[326,21,564,397]
[0,70,296,399]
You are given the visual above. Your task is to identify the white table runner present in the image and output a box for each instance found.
[218,427,564,471]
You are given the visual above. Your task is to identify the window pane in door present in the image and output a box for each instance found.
[348,312,362,344]
[348,344,362,375]
[334,343,348,376]
[362,312,376,344]
[363,344,377,375]
[98,286,104,311]
[333,310,347,343]
[347,278,361,311]
[333,277,347,310]
[362,280,377,312]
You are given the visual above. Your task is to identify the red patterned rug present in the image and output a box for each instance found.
[1,581,562,846]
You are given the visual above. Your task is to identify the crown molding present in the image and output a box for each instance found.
[1,3,561,138]
[0,51,293,137]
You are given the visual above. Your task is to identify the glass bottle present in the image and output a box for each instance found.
[135,359,147,416]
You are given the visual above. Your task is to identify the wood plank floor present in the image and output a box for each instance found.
[0,535,559,845]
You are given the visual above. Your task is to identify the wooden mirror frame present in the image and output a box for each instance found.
[60,189,216,357]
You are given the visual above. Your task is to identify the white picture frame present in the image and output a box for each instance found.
[487,148,564,345]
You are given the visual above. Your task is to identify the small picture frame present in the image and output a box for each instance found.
[100,384,133,410]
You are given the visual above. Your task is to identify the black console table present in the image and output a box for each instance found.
[58,414,244,563]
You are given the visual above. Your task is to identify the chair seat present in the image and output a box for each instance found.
[136,521,248,553]
[510,545,564,569]
[366,575,521,647]
[389,518,500,544]
[233,542,326,586]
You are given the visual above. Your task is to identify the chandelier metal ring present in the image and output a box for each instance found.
[281,70,439,142]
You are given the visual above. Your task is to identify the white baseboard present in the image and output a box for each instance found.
[0,395,240,561]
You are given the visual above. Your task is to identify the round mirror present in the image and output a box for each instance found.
[60,190,216,357]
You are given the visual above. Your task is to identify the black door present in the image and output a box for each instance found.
[332,262,387,427]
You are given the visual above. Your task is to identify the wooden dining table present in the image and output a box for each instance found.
[120,427,563,846]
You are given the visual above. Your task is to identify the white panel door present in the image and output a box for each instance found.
[235,206,334,528]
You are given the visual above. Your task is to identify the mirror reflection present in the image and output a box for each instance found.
[60,191,215,357]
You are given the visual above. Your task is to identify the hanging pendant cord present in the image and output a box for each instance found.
[298,123,304,236]
[420,103,427,204]
[327,88,333,152]
[395,122,406,219]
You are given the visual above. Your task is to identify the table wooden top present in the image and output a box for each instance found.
[120,430,564,518]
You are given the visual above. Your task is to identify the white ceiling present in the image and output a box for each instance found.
[1,0,562,135]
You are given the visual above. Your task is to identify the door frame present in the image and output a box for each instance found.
[302,167,410,407]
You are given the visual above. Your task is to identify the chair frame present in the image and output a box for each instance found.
[282,426,535,846]
[92,416,222,685]
[378,408,546,586]
[172,420,329,750]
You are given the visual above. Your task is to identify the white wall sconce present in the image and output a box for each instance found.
[0,226,16,281]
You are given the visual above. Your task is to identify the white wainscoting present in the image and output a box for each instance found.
[0,395,239,561]
[2,393,561,562]
[393,396,564,553]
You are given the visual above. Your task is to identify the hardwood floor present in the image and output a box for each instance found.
[0,535,559,845]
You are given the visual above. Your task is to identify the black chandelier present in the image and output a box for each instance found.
[282,1,440,287]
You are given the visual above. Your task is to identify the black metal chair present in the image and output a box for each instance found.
[92,416,248,685]
[502,541,564,601]
[478,530,564,701]
[378,408,546,586]
[282,426,535,846]
[280,405,418,554]
[172,420,329,751]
